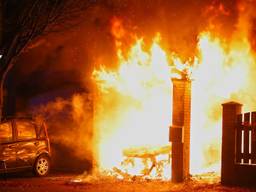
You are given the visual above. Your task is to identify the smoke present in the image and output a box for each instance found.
[236,0,256,37]
[229,0,256,111]
[14,0,244,84]
[30,93,93,162]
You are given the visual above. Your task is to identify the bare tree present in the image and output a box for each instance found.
[0,0,97,118]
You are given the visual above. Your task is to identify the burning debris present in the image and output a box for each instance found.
[115,144,171,179]
[71,144,171,183]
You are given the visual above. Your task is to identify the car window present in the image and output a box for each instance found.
[16,120,36,140]
[38,124,46,139]
[0,122,12,143]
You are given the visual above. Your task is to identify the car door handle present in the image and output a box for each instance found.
[34,141,39,146]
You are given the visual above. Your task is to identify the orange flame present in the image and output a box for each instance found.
[93,36,177,179]
[92,26,254,179]
[190,32,251,174]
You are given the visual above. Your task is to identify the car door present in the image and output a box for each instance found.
[0,121,17,171]
[15,120,38,168]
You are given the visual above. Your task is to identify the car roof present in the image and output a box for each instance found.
[1,116,35,123]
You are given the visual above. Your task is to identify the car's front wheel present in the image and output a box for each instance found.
[33,155,50,176]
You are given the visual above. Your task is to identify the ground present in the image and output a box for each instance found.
[0,173,255,192]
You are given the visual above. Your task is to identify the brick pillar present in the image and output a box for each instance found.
[221,102,242,185]
[170,78,191,182]
[170,125,183,182]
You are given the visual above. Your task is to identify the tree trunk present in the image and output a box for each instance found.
[0,0,3,119]
[0,34,20,119]
[0,0,2,46]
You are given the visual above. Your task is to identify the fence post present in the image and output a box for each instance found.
[170,78,191,182]
[221,101,242,185]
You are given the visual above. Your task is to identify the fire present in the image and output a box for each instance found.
[92,27,253,179]
[93,36,174,180]
[190,32,251,174]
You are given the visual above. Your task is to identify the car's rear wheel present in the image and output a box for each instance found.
[33,155,50,176]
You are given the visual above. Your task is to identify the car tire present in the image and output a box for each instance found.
[33,154,50,177]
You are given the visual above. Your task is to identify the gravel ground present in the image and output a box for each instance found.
[0,173,256,192]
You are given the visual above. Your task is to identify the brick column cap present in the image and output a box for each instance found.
[171,77,191,83]
[222,101,243,106]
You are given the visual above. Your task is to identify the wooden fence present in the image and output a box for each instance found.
[221,102,256,186]
[236,112,256,165]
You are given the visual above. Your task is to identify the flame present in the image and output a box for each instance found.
[93,36,175,180]
[92,28,253,179]
[190,32,250,174]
